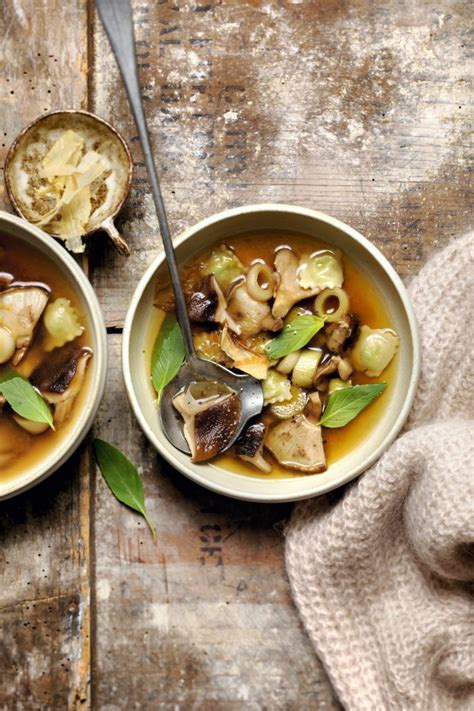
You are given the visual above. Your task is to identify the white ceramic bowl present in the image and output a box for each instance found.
[0,211,107,499]
[123,204,420,503]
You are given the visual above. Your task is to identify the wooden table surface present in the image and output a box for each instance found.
[0,1,471,708]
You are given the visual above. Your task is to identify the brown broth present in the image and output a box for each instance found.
[0,234,93,482]
[147,230,398,479]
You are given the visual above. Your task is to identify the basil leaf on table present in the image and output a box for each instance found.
[265,315,325,359]
[319,382,386,428]
[151,312,185,395]
[0,375,54,430]
[93,439,156,540]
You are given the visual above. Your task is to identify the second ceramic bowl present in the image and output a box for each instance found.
[0,211,107,500]
[123,204,420,503]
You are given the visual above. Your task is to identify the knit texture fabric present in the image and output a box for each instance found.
[285,233,474,711]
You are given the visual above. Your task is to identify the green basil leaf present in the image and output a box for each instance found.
[265,315,325,359]
[93,439,156,540]
[319,382,386,428]
[0,376,54,430]
[151,312,185,395]
[0,367,27,384]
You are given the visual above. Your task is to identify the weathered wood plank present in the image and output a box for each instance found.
[89,0,472,708]
[92,335,340,710]
[0,1,91,708]
[1,0,472,708]
[90,0,472,328]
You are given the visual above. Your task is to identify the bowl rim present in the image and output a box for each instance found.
[122,203,421,503]
[3,109,133,235]
[0,210,108,500]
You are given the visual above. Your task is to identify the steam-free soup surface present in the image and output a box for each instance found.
[148,230,398,479]
[0,234,92,482]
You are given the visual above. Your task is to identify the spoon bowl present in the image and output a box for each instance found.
[160,355,264,455]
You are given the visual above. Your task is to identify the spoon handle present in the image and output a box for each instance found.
[95,0,195,357]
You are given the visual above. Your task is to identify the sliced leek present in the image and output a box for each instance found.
[276,350,300,374]
[291,349,323,388]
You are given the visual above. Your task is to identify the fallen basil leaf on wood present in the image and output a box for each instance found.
[319,382,386,428]
[265,315,325,359]
[93,439,156,540]
[0,375,54,430]
[151,312,185,395]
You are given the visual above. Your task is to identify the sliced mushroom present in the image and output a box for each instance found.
[235,421,272,473]
[0,326,16,364]
[265,415,326,473]
[305,392,322,422]
[272,249,321,319]
[324,313,360,354]
[187,275,226,324]
[226,278,282,337]
[220,326,269,379]
[0,283,50,365]
[173,381,241,462]
[31,344,93,426]
[337,356,353,381]
[187,276,242,333]
[313,353,353,385]
[313,352,338,383]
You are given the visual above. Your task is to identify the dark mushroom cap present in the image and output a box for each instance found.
[31,343,92,394]
[193,392,241,461]
[187,275,220,323]
[324,313,360,354]
[235,421,266,458]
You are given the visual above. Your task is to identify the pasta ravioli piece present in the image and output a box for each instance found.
[43,298,84,350]
[351,325,399,377]
[297,250,343,291]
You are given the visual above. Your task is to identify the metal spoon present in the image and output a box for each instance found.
[95,0,263,455]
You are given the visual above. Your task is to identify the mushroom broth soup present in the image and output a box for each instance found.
[0,234,93,481]
[150,231,399,478]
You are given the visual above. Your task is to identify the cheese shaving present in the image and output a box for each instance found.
[50,186,91,253]
[33,130,109,252]
[61,151,107,204]
[40,130,84,179]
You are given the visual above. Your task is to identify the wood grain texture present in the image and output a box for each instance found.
[92,335,340,710]
[0,1,91,708]
[89,0,471,709]
[89,0,472,328]
[0,0,472,708]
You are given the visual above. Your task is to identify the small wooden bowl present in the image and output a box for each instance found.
[4,110,133,256]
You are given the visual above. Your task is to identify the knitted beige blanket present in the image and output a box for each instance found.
[285,233,474,711]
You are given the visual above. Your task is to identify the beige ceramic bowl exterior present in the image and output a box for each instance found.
[0,212,107,500]
[123,204,420,503]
